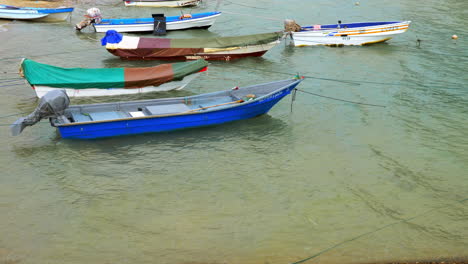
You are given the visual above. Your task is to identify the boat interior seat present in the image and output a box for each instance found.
[88,111,128,121]
[69,110,129,123]
[145,103,191,116]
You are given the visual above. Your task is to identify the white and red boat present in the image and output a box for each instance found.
[289,21,411,46]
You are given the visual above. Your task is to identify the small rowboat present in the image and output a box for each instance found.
[11,78,303,139]
[0,4,74,21]
[289,21,411,46]
[93,12,221,33]
[20,58,208,98]
[123,0,200,7]
[102,30,283,61]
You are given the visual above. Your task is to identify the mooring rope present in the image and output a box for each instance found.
[0,83,25,88]
[0,78,23,83]
[295,88,386,108]
[223,0,267,9]
[290,197,468,264]
[0,112,30,119]
[227,64,464,90]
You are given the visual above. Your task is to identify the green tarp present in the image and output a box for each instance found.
[21,59,208,89]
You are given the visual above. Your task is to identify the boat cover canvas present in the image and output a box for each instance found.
[21,58,208,89]
[103,30,282,49]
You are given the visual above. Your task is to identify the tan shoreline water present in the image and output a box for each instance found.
[0,0,467,264]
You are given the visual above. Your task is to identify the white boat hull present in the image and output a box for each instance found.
[291,21,411,46]
[0,9,48,20]
[124,0,200,7]
[94,13,220,33]
[32,72,200,98]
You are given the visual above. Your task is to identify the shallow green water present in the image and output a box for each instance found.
[0,0,467,263]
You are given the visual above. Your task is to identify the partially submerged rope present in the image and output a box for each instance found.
[223,0,267,9]
[290,197,468,264]
[295,88,386,108]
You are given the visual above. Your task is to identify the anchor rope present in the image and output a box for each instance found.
[0,112,30,119]
[295,88,386,108]
[226,64,464,90]
[0,78,23,83]
[0,83,24,87]
[222,0,267,9]
[290,197,468,264]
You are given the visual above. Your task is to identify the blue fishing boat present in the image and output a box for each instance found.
[0,4,74,21]
[11,78,303,139]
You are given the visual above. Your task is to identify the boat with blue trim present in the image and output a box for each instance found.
[286,20,411,46]
[11,78,303,139]
[93,12,221,33]
[0,4,74,21]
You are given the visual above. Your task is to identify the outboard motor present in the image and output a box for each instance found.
[284,19,302,32]
[11,90,70,136]
[75,7,102,31]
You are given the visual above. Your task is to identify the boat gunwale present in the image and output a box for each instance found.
[57,79,302,127]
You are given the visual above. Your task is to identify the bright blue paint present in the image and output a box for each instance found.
[57,80,301,139]
[98,12,220,26]
[0,5,74,14]
[36,8,74,14]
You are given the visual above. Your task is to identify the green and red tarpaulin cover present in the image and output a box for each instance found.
[21,58,208,89]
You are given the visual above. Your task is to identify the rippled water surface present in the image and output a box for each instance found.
[0,0,467,263]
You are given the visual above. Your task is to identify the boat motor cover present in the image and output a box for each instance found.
[11,90,70,136]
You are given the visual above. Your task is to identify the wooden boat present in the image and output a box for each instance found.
[20,58,208,98]
[93,12,221,33]
[11,78,303,139]
[289,21,411,46]
[123,0,200,7]
[102,30,283,61]
[0,4,74,21]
